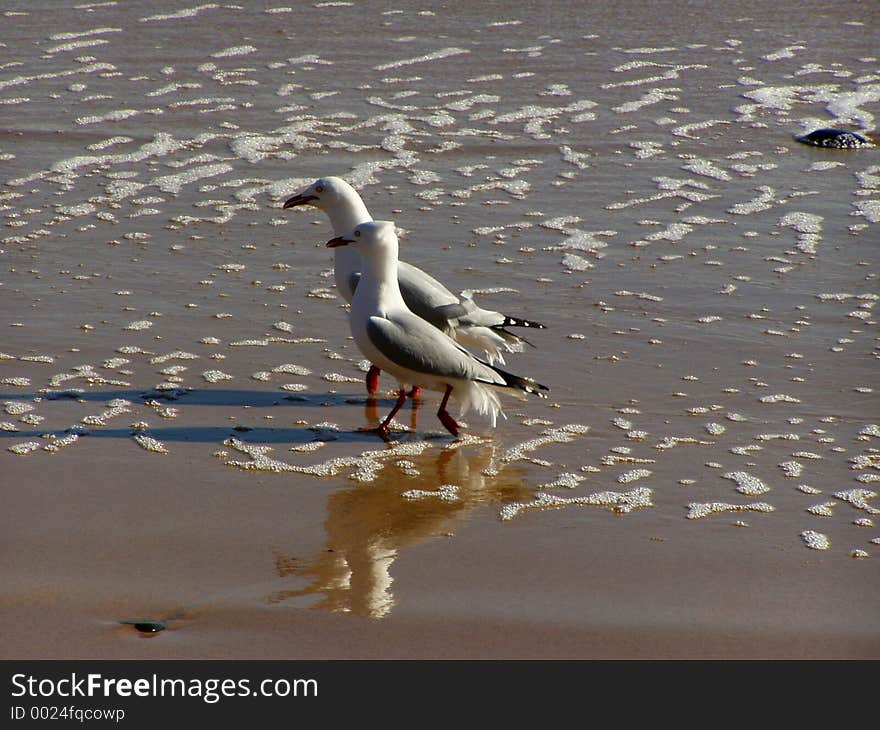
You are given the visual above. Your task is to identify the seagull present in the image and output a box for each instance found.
[283,176,544,395]
[326,220,548,441]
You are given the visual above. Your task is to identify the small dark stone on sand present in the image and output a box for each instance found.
[120,620,166,633]
[796,128,872,149]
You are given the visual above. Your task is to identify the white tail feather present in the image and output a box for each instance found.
[455,380,504,428]
[453,325,525,364]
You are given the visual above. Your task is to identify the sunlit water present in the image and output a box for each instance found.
[1,1,877,651]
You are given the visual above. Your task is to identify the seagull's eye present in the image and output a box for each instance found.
[315,185,324,193]
[354,230,361,237]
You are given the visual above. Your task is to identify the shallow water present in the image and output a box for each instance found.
[1,0,878,658]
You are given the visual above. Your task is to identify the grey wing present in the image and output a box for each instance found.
[432,300,472,323]
[446,292,507,328]
[366,316,505,386]
[398,261,511,331]
[396,261,541,337]
[396,261,459,330]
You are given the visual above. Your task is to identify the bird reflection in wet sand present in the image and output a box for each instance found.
[267,441,530,617]
[363,392,421,434]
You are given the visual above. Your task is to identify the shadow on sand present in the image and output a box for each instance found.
[0,388,437,445]
[0,387,397,408]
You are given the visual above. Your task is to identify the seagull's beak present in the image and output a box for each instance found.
[326,236,353,248]
[283,192,317,209]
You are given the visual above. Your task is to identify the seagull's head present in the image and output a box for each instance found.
[283,176,354,211]
[327,221,397,257]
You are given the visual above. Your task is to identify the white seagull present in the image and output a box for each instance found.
[326,220,548,441]
[283,176,544,395]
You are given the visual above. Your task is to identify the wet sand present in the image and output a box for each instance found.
[1,0,878,658]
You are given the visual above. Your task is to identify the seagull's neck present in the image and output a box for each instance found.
[356,247,406,314]
[326,193,374,300]
[326,194,372,237]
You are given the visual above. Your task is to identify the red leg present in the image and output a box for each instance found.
[359,389,408,441]
[366,365,381,395]
[436,384,460,437]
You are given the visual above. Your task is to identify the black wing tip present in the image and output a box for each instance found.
[488,362,549,397]
[491,325,536,349]
[527,384,550,398]
[502,316,546,329]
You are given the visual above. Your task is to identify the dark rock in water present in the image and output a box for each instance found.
[120,620,166,633]
[796,128,872,149]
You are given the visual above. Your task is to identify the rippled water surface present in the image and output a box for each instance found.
[1,1,878,657]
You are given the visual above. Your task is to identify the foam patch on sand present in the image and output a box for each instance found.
[500,487,653,521]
